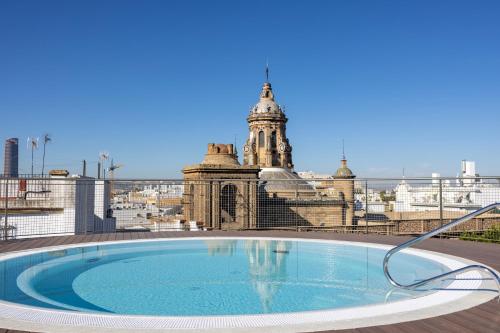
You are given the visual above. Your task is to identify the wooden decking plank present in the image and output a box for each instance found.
[385,323,428,333]
[474,303,500,317]
[466,303,500,321]
[448,309,500,332]
[416,316,477,333]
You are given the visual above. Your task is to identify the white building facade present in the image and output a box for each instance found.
[394,161,500,213]
[0,175,115,239]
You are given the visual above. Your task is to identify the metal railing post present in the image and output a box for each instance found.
[439,178,443,228]
[157,181,161,230]
[3,179,8,240]
[365,180,369,234]
[295,181,299,232]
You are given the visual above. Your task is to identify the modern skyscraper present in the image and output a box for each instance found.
[3,138,19,177]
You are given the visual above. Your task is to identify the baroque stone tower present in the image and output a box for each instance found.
[243,80,293,169]
[333,155,356,225]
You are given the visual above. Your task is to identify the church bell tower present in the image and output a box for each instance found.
[243,69,293,169]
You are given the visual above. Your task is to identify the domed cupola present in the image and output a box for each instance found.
[243,66,293,169]
[335,159,354,178]
[250,82,283,115]
[334,142,355,179]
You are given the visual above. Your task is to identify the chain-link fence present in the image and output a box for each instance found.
[1,176,499,240]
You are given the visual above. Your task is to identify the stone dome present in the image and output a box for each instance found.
[250,82,283,115]
[334,159,354,178]
[259,167,316,195]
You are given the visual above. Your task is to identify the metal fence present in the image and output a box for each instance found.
[1,176,500,240]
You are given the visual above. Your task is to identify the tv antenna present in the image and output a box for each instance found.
[99,151,109,178]
[27,137,39,176]
[41,134,52,176]
[108,159,124,195]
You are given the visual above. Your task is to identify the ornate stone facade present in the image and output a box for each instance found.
[182,75,357,229]
[243,82,293,169]
[182,144,260,230]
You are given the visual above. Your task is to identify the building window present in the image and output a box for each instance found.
[258,131,265,148]
[221,184,237,224]
[271,131,277,149]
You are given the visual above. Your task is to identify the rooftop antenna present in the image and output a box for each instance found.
[27,137,39,176]
[41,134,51,176]
[99,151,109,179]
[108,159,124,196]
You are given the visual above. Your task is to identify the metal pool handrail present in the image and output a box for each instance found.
[383,202,500,298]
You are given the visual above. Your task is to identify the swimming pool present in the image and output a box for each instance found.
[0,237,495,332]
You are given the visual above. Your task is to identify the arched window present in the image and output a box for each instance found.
[220,184,237,224]
[271,131,277,149]
[258,131,265,148]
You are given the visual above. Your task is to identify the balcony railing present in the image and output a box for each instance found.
[0,176,499,240]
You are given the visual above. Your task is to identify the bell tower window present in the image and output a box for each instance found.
[258,131,265,148]
[271,131,277,149]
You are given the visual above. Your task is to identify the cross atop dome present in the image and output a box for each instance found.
[265,60,269,83]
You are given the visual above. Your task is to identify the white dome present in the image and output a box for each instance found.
[252,100,281,114]
[250,82,284,115]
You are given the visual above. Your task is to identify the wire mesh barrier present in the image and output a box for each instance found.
[1,176,500,240]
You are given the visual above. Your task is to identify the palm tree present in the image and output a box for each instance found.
[41,134,51,176]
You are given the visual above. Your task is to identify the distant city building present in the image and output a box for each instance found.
[394,161,500,212]
[3,138,18,177]
[458,160,480,186]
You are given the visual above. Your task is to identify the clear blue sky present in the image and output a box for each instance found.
[1,0,499,178]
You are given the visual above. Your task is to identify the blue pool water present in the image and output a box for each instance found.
[0,239,451,316]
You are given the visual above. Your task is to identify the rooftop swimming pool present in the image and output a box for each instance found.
[0,237,494,332]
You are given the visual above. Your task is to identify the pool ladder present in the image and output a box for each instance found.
[383,202,500,299]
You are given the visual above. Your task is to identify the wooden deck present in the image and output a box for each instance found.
[0,231,498,333]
